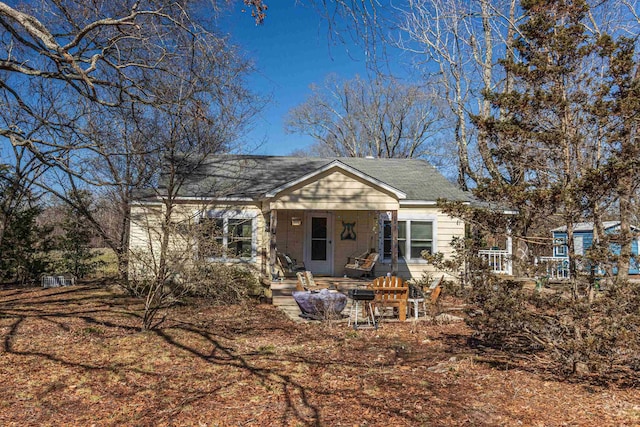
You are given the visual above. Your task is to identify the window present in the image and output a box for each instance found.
[228,218,253,258]
[554,237,567,256]
[382,218,434,261]
[409,221,433,258]
[383,220,406,259]
[198,218,224,258]
[199,214,255,260]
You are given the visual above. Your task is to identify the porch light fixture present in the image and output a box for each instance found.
[291,217,302,226]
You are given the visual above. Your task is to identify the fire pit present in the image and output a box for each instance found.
[292,289,347,320]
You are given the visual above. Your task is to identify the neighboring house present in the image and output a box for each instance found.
[129,155,481,283]
[547,221,640,276]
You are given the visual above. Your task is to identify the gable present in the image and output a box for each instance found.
[269,168,400,211]
[265,159,406,199]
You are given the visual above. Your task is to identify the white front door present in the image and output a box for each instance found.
[304,212,334,275]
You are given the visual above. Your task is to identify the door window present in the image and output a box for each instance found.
[311,217,327,261]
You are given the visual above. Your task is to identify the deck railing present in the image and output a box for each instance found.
[536,256,571,280]
[478,249,512,275]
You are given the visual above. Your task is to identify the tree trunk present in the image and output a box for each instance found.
[617,178,632,282]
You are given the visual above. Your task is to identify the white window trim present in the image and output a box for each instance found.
[554,236,567,257]
[379,213,438,264]
[198,210,258,262]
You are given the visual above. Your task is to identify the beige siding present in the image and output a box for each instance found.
[130,201,465,283]
[129,203,164,253]
[129,201,265,277]
[129,202,165,277]
[272,210,306,265]
[271,169,400,211]
[375,206,465,281]
[332,211,378,276]
[272,206,465,281]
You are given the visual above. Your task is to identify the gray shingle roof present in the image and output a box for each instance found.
[551,221,636,233]
[154,155,473,203]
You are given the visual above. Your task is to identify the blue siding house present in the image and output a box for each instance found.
[551,221,640,275]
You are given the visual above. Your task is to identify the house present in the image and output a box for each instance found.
[129,155,481,286]
[546,221,640,276]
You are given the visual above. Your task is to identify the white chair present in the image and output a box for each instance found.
[407,296,426,320]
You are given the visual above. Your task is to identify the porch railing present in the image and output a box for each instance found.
[478,249,512,275]
[536,256,571,280]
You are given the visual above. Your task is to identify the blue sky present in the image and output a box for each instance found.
[222,3,374,156]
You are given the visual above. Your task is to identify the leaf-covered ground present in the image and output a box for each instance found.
[1,285,639,426]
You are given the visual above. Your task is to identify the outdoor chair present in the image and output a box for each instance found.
[275,252,306,278]
[368,275,409,322]
[295,271,328,292]
[344,251,379,278]
[407,275,444,319]
[427,275,444,305]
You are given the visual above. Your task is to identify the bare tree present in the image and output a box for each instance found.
[0,0,263,282]
[139,68,262,328]
[308,0,636,189]
[285,74,447,159]
[0,0,265,171]
[392,0,640,269]
[394,0,523,189]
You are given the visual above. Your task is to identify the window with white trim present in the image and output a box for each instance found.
[554,236,567,256]
[382,217,434,261]
[198,213,256,260]
[383,220,406,259]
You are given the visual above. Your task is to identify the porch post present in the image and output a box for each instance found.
[269,210,277,279]
[391,210,398,275]
[506,225,513,276]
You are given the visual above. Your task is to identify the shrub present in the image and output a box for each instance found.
[466,276,539,351]
[183,263,262,304]
[467,275,640,379]
[126,250,262,304]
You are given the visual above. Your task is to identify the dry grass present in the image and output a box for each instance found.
[1,285,639,426]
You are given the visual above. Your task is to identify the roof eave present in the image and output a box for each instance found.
[132,195,256,205]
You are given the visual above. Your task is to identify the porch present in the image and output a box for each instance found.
[266,209,395,280]
[479,251,571,280]
[536,256,571,280]
[477,231,514,276]
[271,276,370,322]
[479,249,512,275]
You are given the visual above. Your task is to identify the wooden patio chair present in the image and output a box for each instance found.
[344,252,379,278]
[296,271,328,292]
[426,275,444,304]
[368,275,409,321]
[407,275,444,319]
[275,252,306,278]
